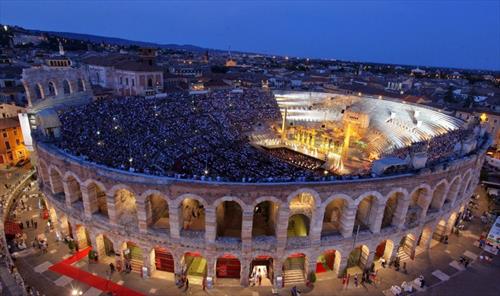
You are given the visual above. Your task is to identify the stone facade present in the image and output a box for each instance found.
[34,137,488,287]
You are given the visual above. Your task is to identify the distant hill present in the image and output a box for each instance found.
[27,29,208,52]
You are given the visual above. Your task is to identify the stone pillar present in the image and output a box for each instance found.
[309,206,323,247]
[340,204,356,238]
[240,258,250,287]
[206,255,216,280]
[241,210,253,251]
[63,180,72,208]
[393,199,410,229]
[106,193,118,226]
[205,207,216,243]
[81,185,93,220]
[389,244,400,263]
[143,248,153,276]
[169,205,180,239]
[364,251,376,270]
[273,259,283,288]
[136,201,148,234]
[275,207,290,251]
[371,206,384,234]
[337,259,348,276]
[90,234,104,260]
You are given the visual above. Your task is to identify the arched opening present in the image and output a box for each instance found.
[252,201,279,238]
[78,78,85,91]
[322,198,347,237]
[429,182,447,212]
[374,240,394,270]
[182,252,207,283]
[346,245,369,275]
[88,182,108,220]
[405,188,429,227]
[354,195,379,233]
[66,175,83,209]
[95,234,115,261]
[216,254,241,280]
[114,189,138,229]
[121,242,143,273]
[459,172,471,201]
[74,225,91,249]
[250,256,274,286]
[316,249,340,275]
[382,192,404,229]
[49,168,64,202]
[48,81,57,96]
[147,78,153,88]
[446,178,461,206]
[146,194,169,233]
[63,80,71,94]
[180,198,205,235]
[418,225,435,249]
[216,201,242,239]
[289,192,316,212]
[283,253,306,285]
[432,219,447,242]
[447,212,458,235]
[397,234,416,261]
[153,247,174,275]
[287,214,310,238]
[37,162,49,187]
[34,84,44,99]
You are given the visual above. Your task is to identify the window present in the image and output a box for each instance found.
[48,82,57,96]
[2,132,6,138]
[132,79,135,86]
[78,79,85,91]
[13,130,16,136]
[16,139,20,145]
[120,77,123,85]
[5,142,11,150]
[126,78,129,86]
[63,80,71,94]
[35,84,44,99]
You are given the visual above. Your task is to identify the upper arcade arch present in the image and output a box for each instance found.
[252,198,280,238]
[215,199,243,239]
[321,195,350,237]
[429,180,448,212]
[142,191,170,233]
[446,176,461,206]
[381,190,407,229]
[354,191,383,233]
[113,188,138,229]
[405,184,431,227]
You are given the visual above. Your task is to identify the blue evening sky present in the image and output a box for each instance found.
[1,0,499,70]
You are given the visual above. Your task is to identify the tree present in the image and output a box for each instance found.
[444,86,455,104]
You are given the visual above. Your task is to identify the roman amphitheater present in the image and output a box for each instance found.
[32,90,490,288]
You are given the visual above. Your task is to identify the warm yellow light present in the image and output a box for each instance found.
[480,113,488,122]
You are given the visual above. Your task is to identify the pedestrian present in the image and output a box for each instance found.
[403,262,407,274]
[258,273,262,286]
[19,222,24,230]
[109,263,115,274]
[354,274,358,287]
[464,259,470,268]
[34,221,37,229]
[184,277,189,291]
[30,219,34,227]
[26,220,30,228]
[202,276,206,291]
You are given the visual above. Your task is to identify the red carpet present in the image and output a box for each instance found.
[316,262,327,273]
[49,247,144,296]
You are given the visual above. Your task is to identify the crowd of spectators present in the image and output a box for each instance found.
[388,128,474,165]
[58,89,317,181]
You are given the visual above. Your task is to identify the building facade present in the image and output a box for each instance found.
[34,133,489,288]
[0,117,29,168]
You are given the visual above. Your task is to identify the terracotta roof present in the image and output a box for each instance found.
[0,117,20,130]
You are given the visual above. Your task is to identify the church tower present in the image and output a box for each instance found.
[58,40,65,56]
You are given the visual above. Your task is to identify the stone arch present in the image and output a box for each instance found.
[405,184,432,226]
[94,233,116,259]
[354,192,383,233]
[398,233,416,260]
[113,188,138,229]
[459,170,472,201]
[216,253,241,279]
[429,180,448,212]
[119,241,144,273]
[150,246,175,274]
[83,179,108,219]
[48,165,64,196]
[182,251,208,280]
[34,83,44,99]
[346,245,370,272]
[63,79,72,94]
[374,240,394,266]
[283,252,307,285]
[287,189,319,220]
[37,159,49,185]
[381,189,407,229]
[446,176,461,205]
[47,81,57,96]
[77,78,85,91]
[74,224,91,249]
[252,197,280,238]
[287,214,310,237]
[176,194,207,234]
[316,249,341,276]
[64,172,83,207]
[321,194,351,237]
[142,191,170,233]
[215,197,243,239]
